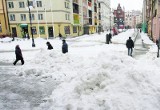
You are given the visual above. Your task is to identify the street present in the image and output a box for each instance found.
[0,30,157,110]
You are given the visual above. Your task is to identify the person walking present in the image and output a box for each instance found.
[59,33,62,39]
[108,33,112,43]
[62,39,68,54]
[106,33,112,44]
[46,42,53,50]
[13,45,24,65]
[106,34,109,44]
[126,37,134,56]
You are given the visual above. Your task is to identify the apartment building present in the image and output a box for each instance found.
[98,0,111,31]
[143,0,160,42]
[82,0,100,34]
[6,0,73,38]
[113,4,125,29]
[125,10,142,28]
[0,0,9,37]
[5,0,103,38]
[142,0,147,33]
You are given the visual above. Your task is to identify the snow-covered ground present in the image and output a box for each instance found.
[1,29,160,110]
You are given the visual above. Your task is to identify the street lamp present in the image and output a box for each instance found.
[58,24,61,34]
[27,0,35,47]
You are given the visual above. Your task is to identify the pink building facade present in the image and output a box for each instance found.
[152,2,160,42]
[152,17,160,42]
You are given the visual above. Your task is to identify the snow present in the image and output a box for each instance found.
[1,29,160,110]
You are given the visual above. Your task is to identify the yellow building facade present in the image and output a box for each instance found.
[0,0,9,37]
[6,0,100,38]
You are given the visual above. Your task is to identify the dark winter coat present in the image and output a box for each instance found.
[46,42,53,50]
[62,42,68,53]
[126,38,134,48]
[15,45,23,60]
[108,33,112,40]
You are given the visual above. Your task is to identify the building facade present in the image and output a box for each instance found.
[5,0,103,38]
[98,0,111,31]
[0,0,9,37]
[143,0,160,42]
[125,10,142,29]
[142,0,147,33]
[113,4,125,29]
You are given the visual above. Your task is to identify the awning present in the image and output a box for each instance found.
[20,24,28,28]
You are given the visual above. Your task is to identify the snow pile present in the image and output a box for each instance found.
[112,29,135,44]
[140,32,154,44]
[0,37,12,42]
[29,49,160,110]
[15,44,160,110]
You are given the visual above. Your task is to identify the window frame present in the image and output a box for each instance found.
[8,2,14,8]
[19,2,25,8]
[10,14,15,21]
[38,14,43,20]
[20,14,26,21]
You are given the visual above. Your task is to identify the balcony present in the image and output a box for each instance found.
[89,18,92,25]
[94,6,97,12]
[74,14,80,24]
[73,3,79,14]
[74,19,80,24]
[89,10,92,18]
[73,9,79,14]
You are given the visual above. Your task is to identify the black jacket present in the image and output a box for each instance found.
[46,42,53,50]
[47,44,53,50]
[62,42,68,53]
[126,39,134,48]
[15,46,23,59]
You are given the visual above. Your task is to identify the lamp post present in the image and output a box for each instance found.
[58,24,61,34]
[110,8,112,34]
[27,0,35,47]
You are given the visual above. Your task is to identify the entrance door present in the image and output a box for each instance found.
[22,27,28,38]
[83,26,89,34]
[48,27,54,38]
[12,27,17,37]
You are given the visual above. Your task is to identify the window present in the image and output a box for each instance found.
[21,14,26,21]
[10,14,15,21]
[64,26,70,34]
[39,26,45,34]
[19,2,25,8]
[38,14,43,20]
[31,14,35,20]
[37,1,42,7]
[32,26,37,35]
[65,13,70,20]
[8,2,14,8]
[65,2,69,9]
[29,1,33,6]
[73,26,77,33]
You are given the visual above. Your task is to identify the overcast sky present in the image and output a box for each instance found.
[111,0,143,11]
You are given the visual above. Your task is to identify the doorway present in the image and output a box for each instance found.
[12,27,17,37]
[48,27,54,38]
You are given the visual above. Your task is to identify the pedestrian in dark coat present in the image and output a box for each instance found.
[46,42,53,50]
[62,40,68,54]
[106,33,112,44]
[126,37,134,56]
[106,34,109,44]
[108,33,112,43]
[13,45,24,65]
[59,33,62,39]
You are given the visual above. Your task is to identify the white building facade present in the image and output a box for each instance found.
[98,0,111,31]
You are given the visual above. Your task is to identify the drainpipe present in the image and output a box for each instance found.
[2,0,10,35]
